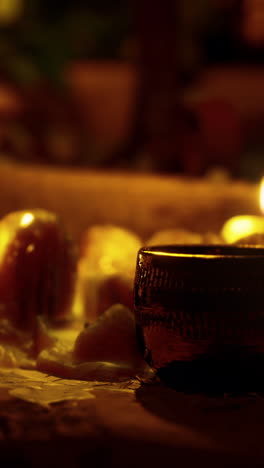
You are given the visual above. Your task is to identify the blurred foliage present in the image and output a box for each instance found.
[0,0,257,88]
[0,0,261,173]
[177,0,218,79]
[0,0,131,87]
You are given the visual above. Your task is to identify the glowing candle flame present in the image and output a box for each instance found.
[221,177,264,243]
[20,212,34,227]
[0,211,34,262]
[259,177,264,214]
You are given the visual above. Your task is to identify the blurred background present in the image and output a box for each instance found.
[0,0,263,180]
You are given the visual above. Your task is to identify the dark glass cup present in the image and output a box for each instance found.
[134,245,264,391]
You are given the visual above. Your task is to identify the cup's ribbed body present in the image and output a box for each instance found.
[134,245,264,389]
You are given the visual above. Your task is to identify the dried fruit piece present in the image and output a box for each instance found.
[73,304,144,367]
[37,304,154,381]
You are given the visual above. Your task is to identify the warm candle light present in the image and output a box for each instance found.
[259,177,264,214]
[20,212,34,227]
[221,178,264,243]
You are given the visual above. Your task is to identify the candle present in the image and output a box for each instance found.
[221,178,264,243]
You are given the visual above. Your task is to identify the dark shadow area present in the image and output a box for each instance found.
[155,352,264,394]
[136,382,253,426]
[135,376,264,461]
[135,354,264,428]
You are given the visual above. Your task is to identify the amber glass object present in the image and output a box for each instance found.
[0,210,77,331]
[134,245,264,391]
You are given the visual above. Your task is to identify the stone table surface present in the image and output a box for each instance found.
[1,378,264,468]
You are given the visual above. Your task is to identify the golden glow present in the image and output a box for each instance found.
[26,244,35,253]
[99,255,117,275]
[0,224,12,262]
[0,211,36,262]
[221,178,264,243]
[259,177,264,214]
[82,225,141,276]
[20,213,34,227]
[0,0,22,24]
[144,250,224,259]
[221,215,264,243]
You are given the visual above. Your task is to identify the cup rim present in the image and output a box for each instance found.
[139,244,264,259]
